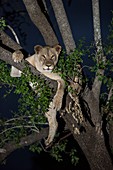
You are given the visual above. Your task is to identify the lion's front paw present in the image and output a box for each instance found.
[12,50,24,63]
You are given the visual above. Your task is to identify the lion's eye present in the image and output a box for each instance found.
[41,55,46,59]
[51,55,55,59]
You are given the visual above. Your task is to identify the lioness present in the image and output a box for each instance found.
[11,45,65,146]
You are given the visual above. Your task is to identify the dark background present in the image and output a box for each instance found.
[0,0,113,169]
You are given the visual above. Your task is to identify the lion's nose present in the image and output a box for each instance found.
[46,63,51,67]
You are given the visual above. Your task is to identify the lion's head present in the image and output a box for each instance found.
[33,45,61,72]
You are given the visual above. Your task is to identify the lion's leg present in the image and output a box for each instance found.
[10,66,22,77]
[45,105,58,146]
[10,50,24,77]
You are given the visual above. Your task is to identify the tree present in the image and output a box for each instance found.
[0,0,113,169]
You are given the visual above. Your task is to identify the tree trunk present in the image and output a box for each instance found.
[23,0,58,46]
[63,113,113,170]
[50,0,76,53]
[91,0,105,94]
[75,127,113,170]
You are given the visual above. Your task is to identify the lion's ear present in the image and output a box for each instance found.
[34,45,43,54]
[53,45,62,55]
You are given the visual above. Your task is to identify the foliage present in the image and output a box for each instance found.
[55,43,83,74]
[69,149,79,165]
[54,40,85,88]
[29,143,42,153]
[0,60,52,146]
[50,139,68,162]
[0,17,7,30]
[29,137,79,166]
[50,139,79,165]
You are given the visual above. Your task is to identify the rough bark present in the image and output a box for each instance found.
[23,0,58,46]
[107,86,113,150]
[50,0,76,53]
[62,112,113,170]
[109,121,113,151]
[75,127,113,170]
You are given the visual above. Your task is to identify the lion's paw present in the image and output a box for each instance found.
[12,50,24,63]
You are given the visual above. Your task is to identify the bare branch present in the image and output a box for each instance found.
[7,25,20,44]
[0,125,39,136]
[0,30,21,50]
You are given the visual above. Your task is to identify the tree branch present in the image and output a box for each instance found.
[50,0,76,53]
[91,0,105,96]
[0,31,21,50]
[0,128,48,162]
[83,0,106,125]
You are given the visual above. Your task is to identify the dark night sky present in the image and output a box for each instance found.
[63,0,113,43]
[0,0,113,170]
[0,0,113,52]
